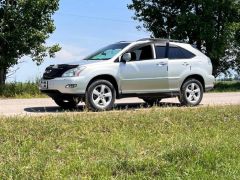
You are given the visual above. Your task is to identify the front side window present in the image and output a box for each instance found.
[85,43,129,60]
[129,45,154,61]
[169,46,195,59]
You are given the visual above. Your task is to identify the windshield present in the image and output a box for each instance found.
[84,43,130,60]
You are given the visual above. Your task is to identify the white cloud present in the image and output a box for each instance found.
[55,44,88,62]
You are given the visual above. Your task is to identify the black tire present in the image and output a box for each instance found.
[85,80,116,111]
[53,98,80,109]
[178,79,203,106]
[142,97,162,106]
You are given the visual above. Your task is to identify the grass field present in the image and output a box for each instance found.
[0,105,240,179]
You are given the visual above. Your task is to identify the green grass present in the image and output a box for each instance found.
[0,105,240,179]
[212,81,240,92]
[0,82,46,98]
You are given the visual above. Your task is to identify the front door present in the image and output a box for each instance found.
[119,44,168,94]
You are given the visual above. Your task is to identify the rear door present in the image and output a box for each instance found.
[167,43,196,90]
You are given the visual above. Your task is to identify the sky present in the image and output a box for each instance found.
[7,0,150,82]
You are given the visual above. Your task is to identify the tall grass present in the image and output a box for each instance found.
[0,82,45,98]
[0,105,240,178]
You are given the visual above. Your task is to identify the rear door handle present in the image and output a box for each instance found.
[156,62,167,66]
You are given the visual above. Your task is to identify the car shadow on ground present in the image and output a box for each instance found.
[24,102,182,114]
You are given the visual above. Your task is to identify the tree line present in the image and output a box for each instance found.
[128,0,240,76]
[0,0,239,85]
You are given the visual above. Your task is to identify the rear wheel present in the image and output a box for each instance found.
[85,80,116,111]
[142,97,162,106]
[53,98,80,109]
[178,79,203,106]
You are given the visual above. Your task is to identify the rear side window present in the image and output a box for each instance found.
[155,46,167,59]
[169,47,195,59]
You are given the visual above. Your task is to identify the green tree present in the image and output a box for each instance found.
[0,0,61,85]
[128,0,240,76]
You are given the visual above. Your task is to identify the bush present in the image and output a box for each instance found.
[213,81,240,92]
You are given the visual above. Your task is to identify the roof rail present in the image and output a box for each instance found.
[137,38,186,43]
[137,38,166,42]
[117,41,132,43]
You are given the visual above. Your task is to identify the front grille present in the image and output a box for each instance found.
[43,64,78,80]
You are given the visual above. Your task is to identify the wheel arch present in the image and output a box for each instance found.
[87,75,120,98]
[182,74,205,91]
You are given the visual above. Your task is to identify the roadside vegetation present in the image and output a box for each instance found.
[0,81,239,99]
[0,82,46,98]
[213,81,240,92]
[0,105,240,178]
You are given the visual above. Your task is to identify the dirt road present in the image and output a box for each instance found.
[0,93,239,116]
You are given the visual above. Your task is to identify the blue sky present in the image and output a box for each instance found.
[8,0,150,82]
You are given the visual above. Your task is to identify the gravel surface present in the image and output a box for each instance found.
[0,93,239,116]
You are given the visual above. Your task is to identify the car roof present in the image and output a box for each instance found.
[137,38,188,44]
[117,38,189,45]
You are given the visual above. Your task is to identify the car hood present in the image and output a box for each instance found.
[43,60,108,80]
[68,60,103,66]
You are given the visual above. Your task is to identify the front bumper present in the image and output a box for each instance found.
[39,76,88,95]
[41,90,85,100]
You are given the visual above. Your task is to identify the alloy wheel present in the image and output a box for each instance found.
[91,84,113,109]
[185,83,201,103]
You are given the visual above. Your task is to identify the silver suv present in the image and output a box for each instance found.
[40,38,215,111]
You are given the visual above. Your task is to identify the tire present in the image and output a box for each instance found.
[142,97,162,106]
[54,98,80,109]
[85,80,116,111]
[178,79,203,106]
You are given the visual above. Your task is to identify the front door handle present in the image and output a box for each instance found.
[182,62,190,66]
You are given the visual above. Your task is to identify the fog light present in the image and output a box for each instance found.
[65,84,77,88]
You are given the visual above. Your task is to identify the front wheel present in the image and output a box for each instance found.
[85,80,116,111]
[178,79,203,106]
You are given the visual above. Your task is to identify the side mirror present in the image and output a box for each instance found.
[121,53,131,63]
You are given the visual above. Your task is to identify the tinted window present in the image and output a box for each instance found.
[139,45,153,60]
[129,45,153,61]
[169,47,195,59]
[155,46,166,59]
[181,48,196,59]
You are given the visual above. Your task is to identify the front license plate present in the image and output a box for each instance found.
[40,80,48,89]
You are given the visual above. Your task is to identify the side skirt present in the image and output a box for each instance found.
[118,91,180,99]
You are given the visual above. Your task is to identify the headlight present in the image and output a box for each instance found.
[62,66,86,77]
